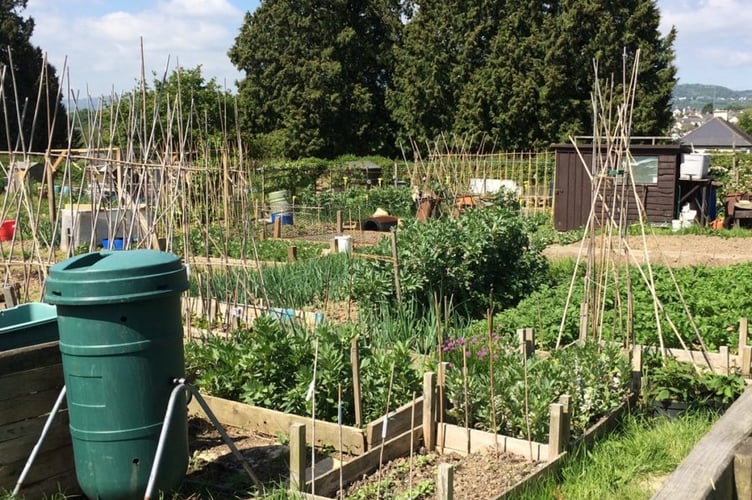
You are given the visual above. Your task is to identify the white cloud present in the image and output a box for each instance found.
[657,0,752,89]
[25,0,248,98]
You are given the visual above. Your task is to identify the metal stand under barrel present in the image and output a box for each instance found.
[13,381,262,499]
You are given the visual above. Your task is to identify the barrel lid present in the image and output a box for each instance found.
[44,250,188,305]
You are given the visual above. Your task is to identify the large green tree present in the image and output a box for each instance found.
[229,0,403,159]
[388,0,677,151]
[0,0,69,151]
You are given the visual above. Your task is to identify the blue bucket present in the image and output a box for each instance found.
[101,237,133,250]
[271,213,294,225]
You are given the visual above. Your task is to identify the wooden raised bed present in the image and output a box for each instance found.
[0,342,79,498]
[189,371,573,499]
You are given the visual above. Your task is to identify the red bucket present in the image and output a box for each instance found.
[0,220,16,241]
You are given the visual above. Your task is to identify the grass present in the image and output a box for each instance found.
[521,409,718,499]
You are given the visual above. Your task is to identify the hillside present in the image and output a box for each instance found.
[673,83,752,110]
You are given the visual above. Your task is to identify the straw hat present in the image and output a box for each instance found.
[736,200,752,210]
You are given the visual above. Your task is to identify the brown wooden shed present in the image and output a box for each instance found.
[552,143,685,231]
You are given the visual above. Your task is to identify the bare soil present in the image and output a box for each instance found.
[343,448,540,500]
[543,233,752,267]
[181,418,540,499]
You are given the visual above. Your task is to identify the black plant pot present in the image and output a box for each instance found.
[652,399,690,419]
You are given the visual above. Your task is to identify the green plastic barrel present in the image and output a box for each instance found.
[44,250,189,500]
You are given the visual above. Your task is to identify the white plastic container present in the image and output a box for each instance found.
[671,219,682,232]
[335,235,352,253]
[680,153,710,179]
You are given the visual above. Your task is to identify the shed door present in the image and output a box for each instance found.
[554,150,593,232]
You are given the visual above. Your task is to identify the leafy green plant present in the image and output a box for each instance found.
[495,261,752,351]
[353,205,548,317]
[440,329,630,442]
[642,353,746,410]
[642,355,700,405]
[185,317,421,425]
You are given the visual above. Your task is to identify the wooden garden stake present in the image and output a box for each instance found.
[437,463,454,500]
[272,216,282,239]
[376,363,396,500]
[462,341,470,454]
[391,229,402,303]
[289,423,306,492]
[743,346,752,377]
[487,304,498,454]
[350,338,363,428]
[423,371,436,451]
[739,317,748,367]
[409,391,417,497]
[336,210,343,233]
[338,384,343,499]
[223,149,230,232]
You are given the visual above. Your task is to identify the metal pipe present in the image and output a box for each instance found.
[144,380,188,500]
[13,386,67,497]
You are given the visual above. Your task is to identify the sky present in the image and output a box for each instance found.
[21,0,752,100]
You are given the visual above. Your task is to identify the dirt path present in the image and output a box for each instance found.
[544,234,752,267]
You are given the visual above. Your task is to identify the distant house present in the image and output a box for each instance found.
[680,117,752,152]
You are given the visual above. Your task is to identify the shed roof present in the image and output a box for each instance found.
[681,117,752,149]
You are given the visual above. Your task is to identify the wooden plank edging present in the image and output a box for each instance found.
[366,396,424,449]
[188,394,365,454]
[574,400,632,451]
[181,296,323,331]
[437,423,549,462]
[308,427,422,498]
[494,451,567,499]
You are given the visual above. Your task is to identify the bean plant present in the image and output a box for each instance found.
[185,316,422,425]
[353,205,548,317]
[440,329,631,442]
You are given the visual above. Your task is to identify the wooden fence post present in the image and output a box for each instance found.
[558,395,571,451]
[578,303,588,345]
[631,344,643,397]
[287,246,298,263]
[273,217,282,239]
[3,284,18,308]
[336,210,343,233]
[289,423,306,492]
[548,403,565,461]
[719,346,730,375]
[437,463,454,500]
[423,371,437,451]
[517,328,535,359]
[743,346,752,378]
